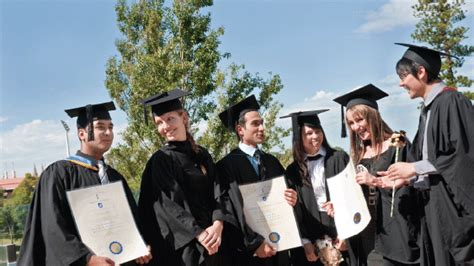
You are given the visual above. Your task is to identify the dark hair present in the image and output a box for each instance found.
[293,125,332,185]
[234,110,257,141]
[396,57,439,83]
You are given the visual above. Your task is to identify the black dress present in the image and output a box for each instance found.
[358,146,420,265]
[18,151,139,266]
[285,149,350,266]
[216,147,290,266]
[138,141,226,266]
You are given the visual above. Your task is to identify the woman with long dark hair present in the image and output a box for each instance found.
[334,84,420,266]
[138,89,228,266]
[282,109,350,266]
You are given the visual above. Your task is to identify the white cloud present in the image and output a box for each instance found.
[355,0,474,34]
[0,119,127,177]
[355,0,418,34]
[0,116,7,123]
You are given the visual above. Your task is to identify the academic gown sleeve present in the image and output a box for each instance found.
[138,151,203,251]
[18,162,92,266]
[426,91,474,262]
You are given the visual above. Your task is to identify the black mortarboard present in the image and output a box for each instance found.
[218,95,260,130]
[64,101,116,141]
[333,84,388,138]
[280,109,329,144]
[141,89,190,123]
[395,43,456,77]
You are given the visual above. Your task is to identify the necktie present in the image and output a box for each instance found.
[97,161,109,185]
[307,154,322,161]
[416,104,429,158]
[254,149,266,180]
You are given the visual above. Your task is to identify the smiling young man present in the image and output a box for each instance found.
[18,102,151,266]
[378,43,474,265]
[216,95,297,266]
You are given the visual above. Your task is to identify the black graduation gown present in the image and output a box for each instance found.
[138,141,226,266]
[358,145,420,264]
[216,147,289,266]
[285,149,350,266]
[411,90,474,265]
[18,152,139,266]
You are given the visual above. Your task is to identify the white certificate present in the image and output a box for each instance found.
[238,176,302,251]
[326,159,371,240]
[66,181,148,264]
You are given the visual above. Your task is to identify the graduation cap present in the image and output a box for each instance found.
[141,89,190,123]
[280,109,329,144]
[395,43,457,78]
[333,84,388,138]
[64,101,116,141]
[218,95,260,131]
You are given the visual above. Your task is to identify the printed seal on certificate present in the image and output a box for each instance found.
[268,232,281,243]
[109,241,123,255]
[353,212,361,224]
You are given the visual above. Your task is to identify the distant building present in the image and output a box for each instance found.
[0,177,24,198]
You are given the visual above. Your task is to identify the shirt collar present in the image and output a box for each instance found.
[75,151,102,167]
[238,142,260,157]
[424,82,446,107]
[305,146,326,159]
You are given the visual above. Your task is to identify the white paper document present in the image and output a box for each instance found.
[66,181,148,264]
[238,176,302,251]
[326,159,371,240]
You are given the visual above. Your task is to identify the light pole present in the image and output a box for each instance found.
[60,120,70,157]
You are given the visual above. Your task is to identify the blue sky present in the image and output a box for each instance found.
[1,0,473,177]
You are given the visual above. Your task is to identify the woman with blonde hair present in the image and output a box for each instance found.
[138,89,228,266]
[334,84,420,266]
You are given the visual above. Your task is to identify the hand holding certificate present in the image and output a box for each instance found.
[238,176,301,251]
[66,181,148,264]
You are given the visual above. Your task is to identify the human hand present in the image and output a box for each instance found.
[355,171,378,186]
[322,201,334,217]
[284,188,298,207]
[377,162,416,181]
[135,245,152,265]
[254,241,277,258]
[303,242,318,262]
[333,238,347,251]
[377,176,409,189]
[87,255,115,266]
[201,220,224,255]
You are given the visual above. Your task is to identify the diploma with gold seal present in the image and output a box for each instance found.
[66,181,148,264]
[238,176,302,251]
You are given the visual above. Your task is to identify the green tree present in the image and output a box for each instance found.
[9,173,39,206]
[0,205,25,244]
[105,0,224,190]
[412,0,474,89]
[461,90,474,100]
[199,64,290,161]
[105,0,289,191]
